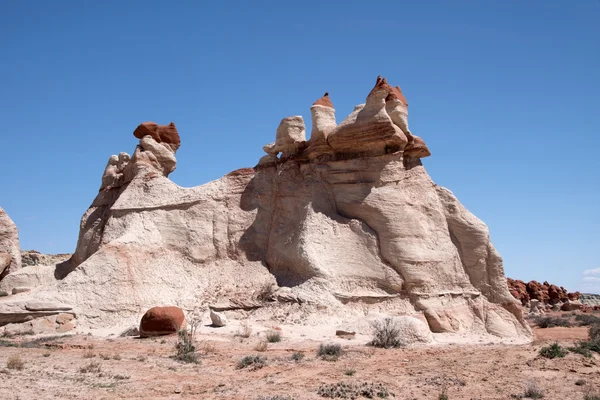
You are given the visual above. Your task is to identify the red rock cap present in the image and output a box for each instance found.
[133,122,181,150]
[386,85,408,106]
[312,92,334,108]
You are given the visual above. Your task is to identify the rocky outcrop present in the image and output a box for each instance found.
[133,122,181,151]
[0,77,530,341]
[0,208,21,281]
[21,250,71,267]
[507,278,580,306]
[71,122,180,268]
[263,116,307,155]
[580,293,600,307]
[139,306,187,337]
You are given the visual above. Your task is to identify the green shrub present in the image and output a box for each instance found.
[568,343,593,358]
[317,343,342,361]
[588,323,600,342]
[539,343,567,359]
[568,340,600,357]
[575,314,600,326]
[290,351,304,362]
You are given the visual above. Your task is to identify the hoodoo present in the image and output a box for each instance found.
[0,77,531,341]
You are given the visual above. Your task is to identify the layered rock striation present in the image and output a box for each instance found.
[0,77,530,340]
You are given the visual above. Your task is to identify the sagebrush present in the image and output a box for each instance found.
[317,343,342,361]
[369,318,404,348]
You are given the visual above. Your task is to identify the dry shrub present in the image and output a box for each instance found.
[584,386,600,400]
[237,354,266,370]
[589,323,600,343]
[369,318,404,348]
[317,343,342,361]
[237,320,253,338]
[534,316,571,328]
[6,355,24,371]
[83,351,95,359]
[254,340,268,352]
[317,381,391,398]
[522,380,544,398]
[79,361,101,373]
[266,329,282,343]
[174,315,200,364]
[256,282,275,302]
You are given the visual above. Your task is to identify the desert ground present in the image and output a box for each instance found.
[1,312,599,400]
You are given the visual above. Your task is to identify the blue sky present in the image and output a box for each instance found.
[1,1,598,292]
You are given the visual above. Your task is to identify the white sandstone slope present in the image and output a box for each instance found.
[0,77,531,341]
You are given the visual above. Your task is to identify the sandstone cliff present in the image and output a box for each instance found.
[0,77,531,341]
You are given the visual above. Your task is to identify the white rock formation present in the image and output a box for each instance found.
[0,207,21,280]
[264,116,306,155]
[0,81,531,342]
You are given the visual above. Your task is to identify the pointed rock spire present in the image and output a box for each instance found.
[367,75,394,99]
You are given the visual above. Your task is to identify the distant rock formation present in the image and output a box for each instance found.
[21,250,71,267]
[0,77,531,341]
[580,293,600,307]
[0,208,21,281]
[507,278,580,306]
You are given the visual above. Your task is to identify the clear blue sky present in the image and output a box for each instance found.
[1,1,598,292]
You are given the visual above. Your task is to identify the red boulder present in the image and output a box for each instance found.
[139,306,187,337]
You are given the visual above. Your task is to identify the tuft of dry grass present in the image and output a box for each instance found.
[522,380,544,399]
[237,320,253,338]
[200,341,217,354]
[254,340,268,352]
[6,355,24,371]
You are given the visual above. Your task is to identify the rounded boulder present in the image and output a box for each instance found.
[139,306,187,337]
